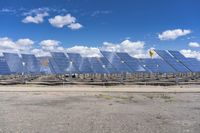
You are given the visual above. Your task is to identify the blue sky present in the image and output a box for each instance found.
[0,0,200,58]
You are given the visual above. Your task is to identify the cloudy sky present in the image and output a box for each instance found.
[0,0,200,59]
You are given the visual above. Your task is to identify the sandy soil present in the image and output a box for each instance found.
[0,85,200,133]
[0,85,200,92]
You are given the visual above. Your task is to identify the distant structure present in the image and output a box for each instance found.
[0,50,200,75]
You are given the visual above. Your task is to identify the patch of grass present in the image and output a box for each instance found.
[155,113,165,120]
[132,100,139,103]
[33,92,41,95]
[145,95,154,100]
[164,99,174,103]
[193,107,200,110]
[156,115,162,119]
[115,100,120,103]
[95,94,113,100]
[115,96,129,100]
[160,94,172,100]
[114,96,138,103]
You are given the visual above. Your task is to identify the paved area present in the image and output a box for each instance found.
[0,90,200,133]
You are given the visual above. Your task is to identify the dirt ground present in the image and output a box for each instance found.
[0,89,200,133]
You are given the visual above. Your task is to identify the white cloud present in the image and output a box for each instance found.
[16,38,34,46]
[68,23,83,30]
[102,42,121,52]
[57,46,65,51]
[0,37,64,57]
[39,40,63,51]
[31,40,64,57]
[40,40,60,47]
[0,38,157,58]
[102,40,147,58]
[121,40,144,50]
[158,29,191,40]
[23,7,67,16]
[0,8,16,14]
[180,49,200,60]
[49,14,75,28]
[91,10,112,17]
[0,37,153,59]
[188,42,200,48]
[22,12,49,24]
[49,14,82,30]
[16,38,34,51]
[0,37,16,50]
[22,8,50,16]
[66,46,101,57]
[0,37,35,55]
[31,49,50,57]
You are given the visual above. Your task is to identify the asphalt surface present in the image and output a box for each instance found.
[0,91,200,133]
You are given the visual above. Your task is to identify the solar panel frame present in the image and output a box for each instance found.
[88,57,108,74]
[98,57,118,74]
[168,50,200,72]
[50,52,78,74]
[0,57,11,75]
[80,57,94,74]
[48,58,62,74]
[67,53,93,74]
[116,52,146,72]
[139,58,176,73]
[100,51,133,73]
[155,50,190,73]
[3,53,24,74]
[21,54,41,74]
[37,57,52,74]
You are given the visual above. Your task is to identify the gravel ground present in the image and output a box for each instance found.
[0,92,200,133]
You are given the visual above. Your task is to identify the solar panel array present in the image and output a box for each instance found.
[0,50,200,75]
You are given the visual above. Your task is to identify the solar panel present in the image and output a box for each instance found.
[155,50,190,72]
[67,53,93,74]
[0,57,11,75]
[48,58,62,74]
[21,54,41,73]
[116,52,146,72]
[168,50,200,72]
[139,58,176,73]
[100,51,133,73]
[88,57,107,74]
[37,57,52,74]
[3,53,24,73]
[187,58,200,65]
[66,53,82,71]
[98,57,118,74]
[187,58,199,62]
[50,52,78,74]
